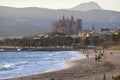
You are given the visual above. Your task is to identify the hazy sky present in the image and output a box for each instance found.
[0,0,120,11]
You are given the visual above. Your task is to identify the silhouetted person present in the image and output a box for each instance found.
[95,55,98,61]
[110,52,113,55]
[94,49,97,53]
[119,75,120,80]
[98,54,101,62]
[95,54,101,62]
[100,53,104,57]
[103,74,106,80]
[86,54,89,58]
[51,78,54,80]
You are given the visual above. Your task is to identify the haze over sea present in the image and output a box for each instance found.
[0,51,85,79]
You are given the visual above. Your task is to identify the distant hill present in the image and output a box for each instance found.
[0,3,120,37]
[70,1,102,11]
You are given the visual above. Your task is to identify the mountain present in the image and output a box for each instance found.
[70,1,102,11]
[0,4,120,37]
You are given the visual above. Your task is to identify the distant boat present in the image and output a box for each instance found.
[17,48,22,51]
[0,49,4,51]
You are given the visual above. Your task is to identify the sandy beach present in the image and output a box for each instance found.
[5,50,120,80]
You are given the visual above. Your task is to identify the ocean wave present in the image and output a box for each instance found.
[0,51,85,79]
[0,61,29,71]
[48,54,54,56]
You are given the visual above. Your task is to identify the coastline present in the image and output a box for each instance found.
[1,50,85,80]
[5,50,120,80]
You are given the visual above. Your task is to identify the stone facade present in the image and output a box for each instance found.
[52,15,82,34]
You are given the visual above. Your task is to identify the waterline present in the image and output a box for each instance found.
[0,51,85,79]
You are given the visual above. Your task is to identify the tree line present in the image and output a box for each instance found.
[0,32,120,48]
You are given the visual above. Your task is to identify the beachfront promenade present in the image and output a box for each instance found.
[5,50,120,80]
[0,46,76,51]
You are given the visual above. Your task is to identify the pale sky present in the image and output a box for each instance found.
[0,0,120,11]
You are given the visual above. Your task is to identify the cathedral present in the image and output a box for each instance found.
[52,15,82,35]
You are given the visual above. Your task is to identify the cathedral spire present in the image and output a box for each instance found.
[62,15,65,21]
[71,15,74,22]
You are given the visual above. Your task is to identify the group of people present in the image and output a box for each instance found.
[93,48,105,62]
[95,54,102,62]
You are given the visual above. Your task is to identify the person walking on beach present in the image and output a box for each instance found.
[94,49,97,53]
[103,74,106,80]
[95,55,98,62]
[86,54,89,58]
[98,54,101,62]
[110,52,113,55]
[95,54,101,62]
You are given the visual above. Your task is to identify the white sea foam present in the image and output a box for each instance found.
[0,61,29,72]
[0,51,85,79]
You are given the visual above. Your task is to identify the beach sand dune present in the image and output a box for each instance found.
[5,50,120,80]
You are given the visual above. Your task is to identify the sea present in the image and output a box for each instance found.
[0,51,85,79]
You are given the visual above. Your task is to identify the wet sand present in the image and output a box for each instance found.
[5,50,120,80]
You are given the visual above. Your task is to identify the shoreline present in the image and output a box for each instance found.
[2,51,85,80]
[5,50,120,80]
